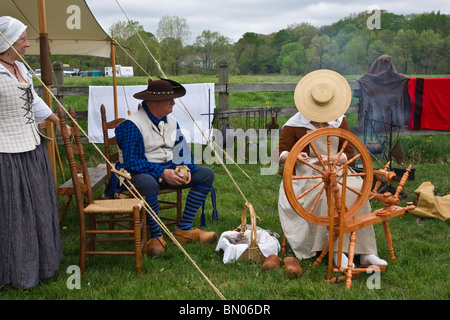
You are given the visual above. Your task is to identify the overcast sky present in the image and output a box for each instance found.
[86,0,450,43]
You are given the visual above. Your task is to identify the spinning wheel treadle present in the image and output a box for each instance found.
[283,127,373,226]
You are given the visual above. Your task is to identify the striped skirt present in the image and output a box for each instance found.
[0,143,62,289]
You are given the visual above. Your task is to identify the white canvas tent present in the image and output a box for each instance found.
[2,0,111,57]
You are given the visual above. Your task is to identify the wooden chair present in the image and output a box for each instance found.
[100,104,182,226]
[100,104,125,182]
[57,107,108,223]
[58,106,147,275]
[57,167,108,224]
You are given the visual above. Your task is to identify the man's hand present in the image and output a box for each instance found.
[161,168,190,186]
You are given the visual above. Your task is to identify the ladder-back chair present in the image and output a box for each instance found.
[58,106,147,275]
[100,104,182,226]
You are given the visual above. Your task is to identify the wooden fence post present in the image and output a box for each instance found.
[218,59,229,110]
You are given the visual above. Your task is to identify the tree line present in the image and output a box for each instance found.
[27,10,450,76]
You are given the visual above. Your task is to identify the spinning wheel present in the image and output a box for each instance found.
[282,127,415,288]
[283,127,373,226]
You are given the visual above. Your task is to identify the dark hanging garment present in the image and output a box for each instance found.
[355,55,411,133]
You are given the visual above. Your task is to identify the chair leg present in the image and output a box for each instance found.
[383,220,396,261]
[176,189,182,224]
[59,195,72,224]
[88,215,96,251]
[141,207,148,253]
[79,212,87,275]
[133,206,143,275]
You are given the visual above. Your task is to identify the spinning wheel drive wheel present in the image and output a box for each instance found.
[283,127,373,226]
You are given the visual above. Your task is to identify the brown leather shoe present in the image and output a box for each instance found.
[147,237,166,257]
[262,254,281,270]
[173,227,217,244]
[284,257,302,279]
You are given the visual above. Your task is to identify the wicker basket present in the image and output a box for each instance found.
[237,203,265,263]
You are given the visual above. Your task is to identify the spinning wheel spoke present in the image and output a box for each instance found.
[296,157,324,174]
[309,142,326,170]
[308,184,326,214]
[331,140,349,171]
[335,153,362,174]
[347,172,366,177]
[336,180,362,196]
[296,180,323,200]
[335,164,366,197]
[292,175,323,180]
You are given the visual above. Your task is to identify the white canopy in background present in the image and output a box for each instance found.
[2,0,111,57]
[88,83,216,145]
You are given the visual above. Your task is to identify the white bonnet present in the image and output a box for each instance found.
[0,16,27,53]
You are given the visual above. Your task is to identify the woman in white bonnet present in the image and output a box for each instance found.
[0,16,62,290]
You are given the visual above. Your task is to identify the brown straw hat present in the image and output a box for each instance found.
[133,78,186,101]
[294,69,351,123]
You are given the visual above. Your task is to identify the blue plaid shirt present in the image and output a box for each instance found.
[115,102,197,179]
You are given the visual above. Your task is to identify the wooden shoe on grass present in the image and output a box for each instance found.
[173,227,217,244]
[147,237,166,257]
[262,254,282,270]
[284,257,302,279]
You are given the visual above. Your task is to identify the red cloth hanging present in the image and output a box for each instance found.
[408,78,450,130]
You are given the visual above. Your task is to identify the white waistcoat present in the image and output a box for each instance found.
[124,108,177,163]
[0,74,48,153]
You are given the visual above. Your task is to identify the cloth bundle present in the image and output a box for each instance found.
[408,182,450,221]
[216,225,280,264]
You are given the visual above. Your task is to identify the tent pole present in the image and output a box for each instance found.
[37,0,57,188]
[111,40,118,119]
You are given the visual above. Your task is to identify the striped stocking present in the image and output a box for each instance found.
[177,184,212,230]
[145,194,161,239]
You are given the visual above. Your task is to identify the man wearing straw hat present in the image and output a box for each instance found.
[277,69,387,268]
[115,79,217,257]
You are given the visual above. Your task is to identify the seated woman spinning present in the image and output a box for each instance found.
[277,69,386,267]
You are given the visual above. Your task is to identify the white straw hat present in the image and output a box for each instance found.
[294,69,351,123]
[0,16,27,53]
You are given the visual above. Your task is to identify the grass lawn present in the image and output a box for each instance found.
[1,152,448,301]
[2,75,449,304]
